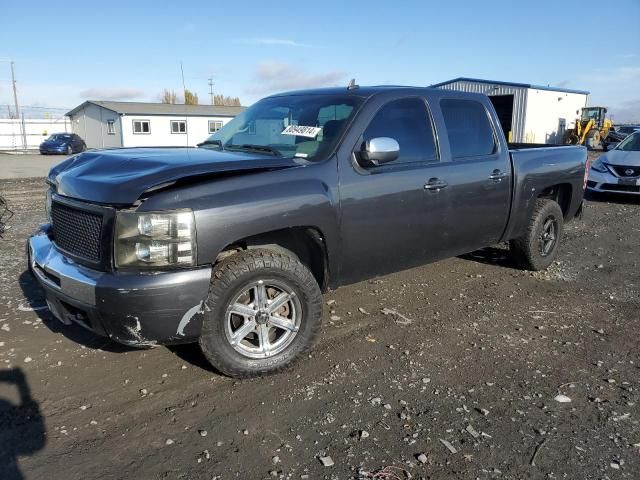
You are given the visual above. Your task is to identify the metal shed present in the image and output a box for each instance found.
[431,78,589,144]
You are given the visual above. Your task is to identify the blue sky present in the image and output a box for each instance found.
[1,0,639,121]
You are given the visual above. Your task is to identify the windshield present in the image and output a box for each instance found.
[617,126,638,135]
[201,94,363,160]
[47,134,71,141]
[581,108,602,122]
[615,132,640,151]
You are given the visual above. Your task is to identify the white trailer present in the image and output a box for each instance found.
[431,77,589,144]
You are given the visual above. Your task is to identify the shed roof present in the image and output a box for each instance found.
[430,77,589,95]
[66,100,245,117]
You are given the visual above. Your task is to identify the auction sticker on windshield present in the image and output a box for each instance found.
[281,125,322,138]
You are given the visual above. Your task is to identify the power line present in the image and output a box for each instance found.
[0,104,70,110]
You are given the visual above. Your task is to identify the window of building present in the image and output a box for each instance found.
[171,120,187,134]
[440,99,496,159]
[363,97,438,165]
[132,119,151,134]
[208,120,224,133]
[107,119,116,135]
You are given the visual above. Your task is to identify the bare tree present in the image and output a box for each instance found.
[161,89,177,104]
[214,94,242,106]
[184,89,199,105]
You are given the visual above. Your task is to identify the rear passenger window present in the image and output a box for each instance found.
[440,99,496,159]
[363,98,438,165]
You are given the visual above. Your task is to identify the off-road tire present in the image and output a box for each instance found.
[199,249,323,378]
[510,199,564,271]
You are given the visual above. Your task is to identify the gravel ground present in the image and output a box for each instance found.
[0,164,639,479]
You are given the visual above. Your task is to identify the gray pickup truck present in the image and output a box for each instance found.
[28,86,587,377]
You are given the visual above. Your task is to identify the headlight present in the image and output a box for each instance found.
[45,189,53,222]
[590,158,608,173]
[115,210,196,268]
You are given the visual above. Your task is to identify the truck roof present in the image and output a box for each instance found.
[267,85,435,98]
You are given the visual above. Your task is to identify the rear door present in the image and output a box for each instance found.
[430,96,512,254]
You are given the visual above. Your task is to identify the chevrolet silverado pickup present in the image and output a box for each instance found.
[28,86,588,377]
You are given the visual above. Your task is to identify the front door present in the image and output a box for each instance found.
[337,96,452,285]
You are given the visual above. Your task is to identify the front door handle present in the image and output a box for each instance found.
[489,169,507,181]
[424,178,448,192]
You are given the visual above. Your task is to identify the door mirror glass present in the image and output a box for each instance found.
[361,137,400,165]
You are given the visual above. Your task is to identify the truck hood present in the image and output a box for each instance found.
[48,148,302,204]
[602,149,640,167]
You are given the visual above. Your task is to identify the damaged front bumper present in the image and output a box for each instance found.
[27,225,212,346]
[587,169,640,195]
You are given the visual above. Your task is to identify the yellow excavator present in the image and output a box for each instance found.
[565,106,612,150]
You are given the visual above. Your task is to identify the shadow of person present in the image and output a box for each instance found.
[0,368,46,480]
[18,269,135,354]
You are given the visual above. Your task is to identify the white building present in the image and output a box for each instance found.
[431,78,589,144]
[66,101,245,149]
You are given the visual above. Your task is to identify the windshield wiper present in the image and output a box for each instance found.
[197,139,223,149]
[226,144,281,156]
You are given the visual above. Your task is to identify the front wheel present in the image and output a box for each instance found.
[509,199,564,271]
[199,249,323,377]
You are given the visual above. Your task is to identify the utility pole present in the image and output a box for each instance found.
[9,61,27,149]
[208,77,214,105]
[10,62,20,120]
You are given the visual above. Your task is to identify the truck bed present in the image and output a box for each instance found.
[502,143,587,243]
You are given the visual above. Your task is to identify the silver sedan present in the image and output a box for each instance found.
[588,131,640,195]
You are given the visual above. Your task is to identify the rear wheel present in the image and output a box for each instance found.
[66,145,73,155]
[199,249,323,377]
[510,199,564,271]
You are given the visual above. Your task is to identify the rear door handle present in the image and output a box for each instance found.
[424,178,448,192]
[489,170,507,181]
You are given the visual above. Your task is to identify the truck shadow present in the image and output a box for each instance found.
[459,245,517,269]
[18,270,136,354]
[0,368,46,480]
[167,344,219,373]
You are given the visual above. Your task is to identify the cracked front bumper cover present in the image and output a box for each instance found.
[27,225,212,346]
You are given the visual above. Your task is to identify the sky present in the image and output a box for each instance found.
[1,0,639,121]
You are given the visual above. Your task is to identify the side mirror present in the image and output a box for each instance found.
[361,137,400,166]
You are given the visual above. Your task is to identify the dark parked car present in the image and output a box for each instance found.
[605,125,640,150]
[39,133,86,155]
[28,86,587,377]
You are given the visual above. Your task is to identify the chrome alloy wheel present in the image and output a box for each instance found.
[539,217,558,257]
[224,279,302,359]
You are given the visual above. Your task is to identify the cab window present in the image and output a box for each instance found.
[363,97,438,165]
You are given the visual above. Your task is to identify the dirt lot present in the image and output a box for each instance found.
[1,165,639,479]
[0,153,69,180]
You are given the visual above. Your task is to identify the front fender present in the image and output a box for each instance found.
[137,160,340,275]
